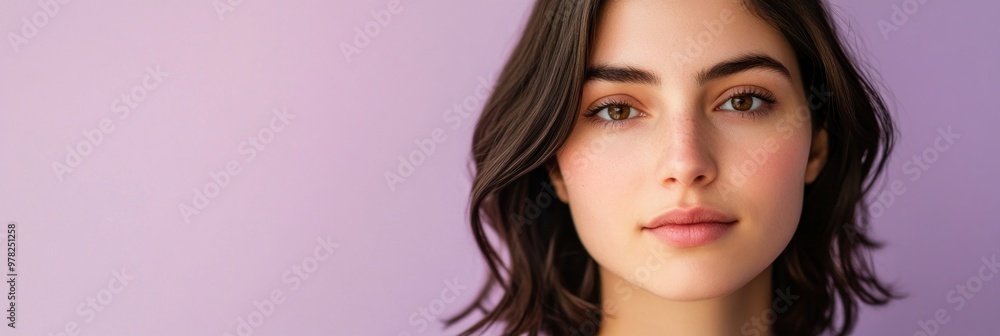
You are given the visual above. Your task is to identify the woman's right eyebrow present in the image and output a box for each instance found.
[584,65,661,86]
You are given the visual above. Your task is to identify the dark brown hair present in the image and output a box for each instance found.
[447,0,899,335]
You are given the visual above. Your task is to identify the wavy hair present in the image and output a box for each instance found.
[446,0,900,335]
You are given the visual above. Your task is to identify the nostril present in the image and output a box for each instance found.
[691,174,712,186]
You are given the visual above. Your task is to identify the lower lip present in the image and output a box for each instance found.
[644,222,735,247]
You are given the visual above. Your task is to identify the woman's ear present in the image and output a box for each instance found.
[805,127,829,184]
[545,160,570,203]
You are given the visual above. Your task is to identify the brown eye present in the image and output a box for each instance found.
[590,102,641,123]
[607,104,632,120]
[730,95,753,111]
[720,94,762,112]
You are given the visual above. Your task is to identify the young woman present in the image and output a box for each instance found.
[448,0,899,335]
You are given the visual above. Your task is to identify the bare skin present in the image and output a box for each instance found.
[546,0,829,335]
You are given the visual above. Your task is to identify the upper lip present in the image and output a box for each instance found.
[644,206,737,228]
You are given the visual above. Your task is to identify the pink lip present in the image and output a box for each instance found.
[643,207,738,247]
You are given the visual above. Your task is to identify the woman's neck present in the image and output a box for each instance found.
[595,265,775,336]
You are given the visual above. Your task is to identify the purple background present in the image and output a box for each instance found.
[1,0,997,335]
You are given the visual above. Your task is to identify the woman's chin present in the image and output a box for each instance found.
[642,277,749,302]
[618,259,771,302]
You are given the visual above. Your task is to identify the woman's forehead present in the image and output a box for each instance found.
[590,0,801,86]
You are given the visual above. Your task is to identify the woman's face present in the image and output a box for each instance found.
[549,0,828,301]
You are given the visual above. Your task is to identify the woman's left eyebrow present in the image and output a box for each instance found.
[697,53,791,85]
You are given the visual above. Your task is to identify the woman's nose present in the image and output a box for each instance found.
[655,114,719,188]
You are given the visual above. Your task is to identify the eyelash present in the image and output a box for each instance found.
[583,88,778,129]
[583,98,640,130]
[716,87,778,119]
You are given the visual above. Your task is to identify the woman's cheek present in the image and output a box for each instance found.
[558,129,639,196]
[729,131,811,237]
[557,132,640,259]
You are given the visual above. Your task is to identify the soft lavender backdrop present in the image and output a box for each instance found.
[0,0,997,335]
